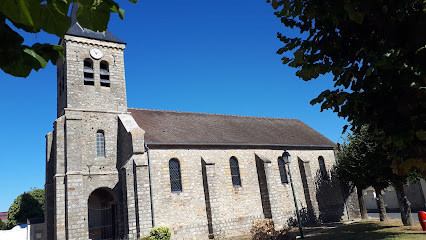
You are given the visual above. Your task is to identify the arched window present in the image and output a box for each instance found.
[96,130,105,157]
[169,158,182,192]
[318,156,328,180]
[84,58,94,85]
[278,157,288,184]
[229,156,242,187]
[100,61,110,87]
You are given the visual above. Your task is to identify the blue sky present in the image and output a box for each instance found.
[0,1,347,211]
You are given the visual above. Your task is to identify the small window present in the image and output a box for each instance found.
[278,157,288,184]
[100,61,110,87]
[96,131,105,157]
[318,156,328,180]
[229,156,242,187]
[169,158,182,192]
[84,58,94,85]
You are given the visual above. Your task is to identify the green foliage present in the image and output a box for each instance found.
[149,226,171,240]
[138,236,151,240]
[0,219,7,230]
[7,188,45,227]
[268,0,426,175]
[0,0,137,77]
[335,126,393,191]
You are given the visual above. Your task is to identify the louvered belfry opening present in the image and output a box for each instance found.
[169,158,182,192]
[84,58,95,85]
[88,188,116,240]
[230,156,241,187]
[100,61,110,87]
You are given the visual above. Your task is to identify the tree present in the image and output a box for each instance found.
[0,0,137,77]
[268,0,426,175]
[388,159,419,226]
[335,126,392,221]
[335,138,369,220]
[7,188,45,227]
[0,219,7,230]
[336,126,419,225]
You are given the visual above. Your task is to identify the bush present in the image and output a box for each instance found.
[251,219,276,240]
[0,219,7,230]
[274,227,296,240]
[250,219,296,240]
[138,236,150,240]
[149,226,171,240]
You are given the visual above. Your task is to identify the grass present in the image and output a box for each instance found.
[225,219,425,240]
[305,219,425,240]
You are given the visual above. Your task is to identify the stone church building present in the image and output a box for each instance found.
[45,5,357,240]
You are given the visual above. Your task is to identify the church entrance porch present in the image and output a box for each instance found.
[88,188,117,240]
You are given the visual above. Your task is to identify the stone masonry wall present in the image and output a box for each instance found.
[256,149,347,226]
[45,131,55,240]
[58,35,127,117]
[147,148,347,239]
[49,110,127,239]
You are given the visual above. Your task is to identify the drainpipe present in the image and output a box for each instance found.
[145,144,155,227]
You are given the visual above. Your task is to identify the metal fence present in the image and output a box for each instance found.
[88,205,116,240]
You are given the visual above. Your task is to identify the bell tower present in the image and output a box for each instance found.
[57,4,127,117]
[46,4,134,240]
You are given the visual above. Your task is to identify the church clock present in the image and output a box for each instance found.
[90,48,103,59]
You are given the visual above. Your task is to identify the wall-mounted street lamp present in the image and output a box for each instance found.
[282,150,304,239]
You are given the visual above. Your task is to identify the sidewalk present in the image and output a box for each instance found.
[368,212,419,222]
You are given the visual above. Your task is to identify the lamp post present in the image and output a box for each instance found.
[282,150,304,239]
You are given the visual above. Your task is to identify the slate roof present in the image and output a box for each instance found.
[128,108,335,149]
[66,3,125,44]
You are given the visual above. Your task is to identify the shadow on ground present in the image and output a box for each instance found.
[305,220,425,240]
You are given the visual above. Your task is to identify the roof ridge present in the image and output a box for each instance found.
[128,107,300,121]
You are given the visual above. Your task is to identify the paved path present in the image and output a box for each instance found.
[368,212,419,222]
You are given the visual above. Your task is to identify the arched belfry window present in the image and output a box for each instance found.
[278,157,289,184]
[100,61,110,87]
[84,58,94,85]
[169,158,182,192]
[229,156,241,187]
[318,156,328,180]
[96,130,105,157]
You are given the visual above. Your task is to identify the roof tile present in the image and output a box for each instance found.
[128,108,335,148]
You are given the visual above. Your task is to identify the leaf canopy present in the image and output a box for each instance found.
[7,188,45,227]
[335,126,392,190]
[269,0,426,175]
[0,0,136,77]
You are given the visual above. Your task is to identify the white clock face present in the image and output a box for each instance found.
[90,48,103,59]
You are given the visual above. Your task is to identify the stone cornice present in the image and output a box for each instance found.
[63,35,126,50]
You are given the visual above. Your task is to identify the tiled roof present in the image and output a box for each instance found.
[0,212,7,221]
[128,108,335,149]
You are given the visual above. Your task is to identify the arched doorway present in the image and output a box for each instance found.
[88,188,117,240]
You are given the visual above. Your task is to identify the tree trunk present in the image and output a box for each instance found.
[356,186,368,219]
[395,184,414,226]
[373,187,387,222]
